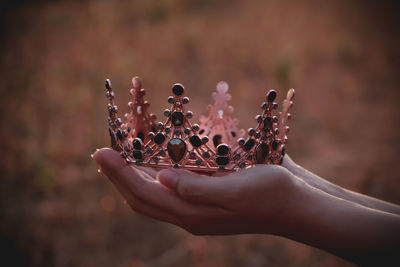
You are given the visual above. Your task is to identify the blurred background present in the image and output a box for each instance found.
[0,0,399,266]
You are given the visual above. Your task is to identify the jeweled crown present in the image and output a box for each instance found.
[104,76,295,174]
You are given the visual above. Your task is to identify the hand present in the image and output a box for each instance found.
[93,148,302,235]
[93,148,400,266]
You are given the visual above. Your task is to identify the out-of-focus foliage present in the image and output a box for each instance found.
[0,0,399,266]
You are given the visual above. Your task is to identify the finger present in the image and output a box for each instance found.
[98,166,180,225]
[157,168,242,207]
[136,166,159,179]
[93,148,220,217]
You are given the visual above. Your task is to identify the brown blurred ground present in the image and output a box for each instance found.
[0,0,399,266]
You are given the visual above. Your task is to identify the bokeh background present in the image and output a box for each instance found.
[1,0,399,266]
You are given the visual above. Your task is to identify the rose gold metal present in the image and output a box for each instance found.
[104,77,295,174]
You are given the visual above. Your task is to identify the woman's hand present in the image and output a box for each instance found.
[93,148,302,235]
[93,148,400,266]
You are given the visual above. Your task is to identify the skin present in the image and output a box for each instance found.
[93,148,400,266]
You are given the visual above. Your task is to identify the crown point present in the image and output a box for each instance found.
[267,90,277,102]
[132,77,142,89]
[172,83,184,96]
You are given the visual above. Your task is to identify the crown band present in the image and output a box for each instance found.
[104,76,295,174]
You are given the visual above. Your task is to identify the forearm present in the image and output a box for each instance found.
[283,156,400,215]
[283,179,400,266]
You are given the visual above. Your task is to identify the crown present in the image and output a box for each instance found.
[104,76,295,174]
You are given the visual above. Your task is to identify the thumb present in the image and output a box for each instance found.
[158,169,237,206]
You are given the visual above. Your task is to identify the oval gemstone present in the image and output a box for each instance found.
[272,140,278,150]
[171,111,184,126]
[263,117,272,132]
[217,144,229,155]
[133,138,142,149]
[189,135,202,147]
[154,133,166,145]
[132,150,142,160]
[172,83,184,96]
[216,156,229,166]
[267,90,277,102]
[244,138,255,151]
[255,143,269,164]
[167,138,187,163]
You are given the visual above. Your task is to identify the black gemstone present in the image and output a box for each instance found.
[153,156,159,162]
[272,140,278,150]
[244,138,256,151]
[256,115,263,123]
[263,117,272,132]
[186,111,193,118]
[182,97,189,104]
[248,128,256,136]
[168,96,174,104]
[184,128,190,134]
[133,138,142,149]
[255,143,269,164]
[216,156,229,166]
[239,162,246,168]
[148,132,155,139]
[238,138,245,146]
[267,90,277,102]
[189,151,196,157]
[234,153,241,160]
[165,127,171,133]
[109,128,116,147]
[192,124,199,131]
[189,135,202,147]
[172,83,184,96]
[171,111,184,126]
[117,129,123,141]
[203,151,210,158]
[196,159,202,165]
[231,131,236,137]
[137,131,145,141]
[213,134,222,147]
[164,109,171,117]
[154,133,166,145]
[159,149,166,156]
[202,136,209,143]
[199,129,205,135]
[132,150,142,159]
[217,144,229,155]
[281,147,286,156]
[105,79,111,90]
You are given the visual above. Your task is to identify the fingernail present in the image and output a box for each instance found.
[158,169,179,189]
